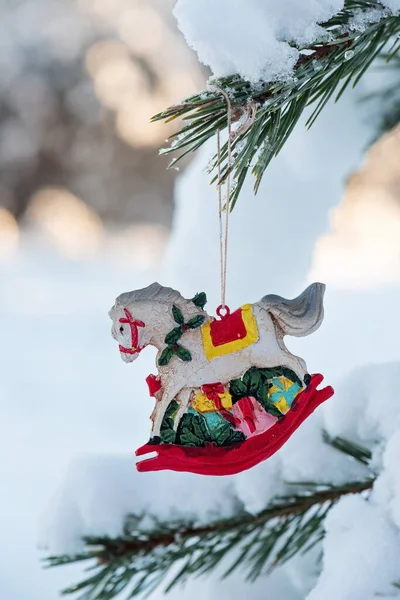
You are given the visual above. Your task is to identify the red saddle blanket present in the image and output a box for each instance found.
[201,304,259,360]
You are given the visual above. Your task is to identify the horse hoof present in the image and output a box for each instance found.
[304,374,311,386]
[148,436,161,445]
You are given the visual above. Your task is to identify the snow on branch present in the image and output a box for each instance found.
[153,0,400,208]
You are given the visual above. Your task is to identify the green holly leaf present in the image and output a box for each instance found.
[260,367,281,380]
[161,416,174,429]
[242,369,252,388]
[229,378,248,399]
[164,326,183,345]
[176,413,210,447]
[160,428,176,444]
[192,415,209,442]
[226,429,246,446]
[158,347,173,366]
[250,370,262,395]
[192,292,207,309]
[163,400,179,421]
[172,304,184,324]
[211,423,231,446]
[160,401,178,444]
[178,412,194,430]
[257,382,271,409]
[174,345,192,361]
[243,368,262,395]
[179,428,203,447]
[264,402,284,418]
[186,315,205,329]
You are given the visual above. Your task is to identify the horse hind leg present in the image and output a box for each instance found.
[252,339,308,384]
[274,338,308,383]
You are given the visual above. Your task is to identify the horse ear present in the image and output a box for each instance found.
[146,282,165,298]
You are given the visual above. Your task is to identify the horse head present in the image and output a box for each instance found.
[109,282,199,363]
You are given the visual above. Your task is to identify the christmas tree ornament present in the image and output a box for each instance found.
[109,282,333,476]
[109,90,333,476]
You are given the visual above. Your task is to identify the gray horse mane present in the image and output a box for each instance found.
[115,282,185,308]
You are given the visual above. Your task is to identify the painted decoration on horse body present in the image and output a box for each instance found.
[109,282,334,476]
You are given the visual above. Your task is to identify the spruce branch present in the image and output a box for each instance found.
[46,436,374,600]
[363,52,400,142]
[322,430,373,465]
[152,1,400,208]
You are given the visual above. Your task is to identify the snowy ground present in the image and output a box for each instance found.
[0,237,162,598]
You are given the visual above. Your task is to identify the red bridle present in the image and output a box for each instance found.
[118,308,146,356]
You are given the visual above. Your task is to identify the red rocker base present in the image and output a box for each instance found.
[135,374,334,476]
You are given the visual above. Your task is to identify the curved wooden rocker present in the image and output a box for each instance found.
[135,374,334,476]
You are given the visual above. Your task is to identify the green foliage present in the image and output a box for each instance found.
[187,315,205,329]
[46,435,374,600]
[363,52,400,143]
[152,2,400,208]
[163,365,304,449]
[260,367,303,388]
[229,366,301,417]
[178,412,209,446]
[229,378,248,397]
[172,305,184,325]
[158,347,174,366]
[174,345,192,361]
[46,470,374,600]
[164,326,183,345]
[176,411,246,447]
[158,343,192,365]
[158,365,305,448]
[158,305,204,366]
[160,401,178,444]
[322,430,373,465]
[192,292,207,309]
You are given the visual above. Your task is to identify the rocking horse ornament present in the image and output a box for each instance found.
[109,92,333,475]
[109,282,334,476]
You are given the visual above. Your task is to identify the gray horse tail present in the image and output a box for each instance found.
[257,282,325,337]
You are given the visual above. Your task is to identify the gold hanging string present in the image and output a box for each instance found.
[216,129,225,311]
[216,88,233,312]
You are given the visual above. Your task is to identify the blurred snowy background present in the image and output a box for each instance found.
[1,1,400,599]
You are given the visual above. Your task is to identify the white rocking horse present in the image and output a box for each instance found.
[109,282,325,442]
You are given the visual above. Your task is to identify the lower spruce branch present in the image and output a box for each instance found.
[46,437,374,600]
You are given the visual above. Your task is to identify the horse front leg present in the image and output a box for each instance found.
[173,388,192,432]
[150,381,182,442]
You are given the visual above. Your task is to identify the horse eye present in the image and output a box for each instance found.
[119,326,124,333]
